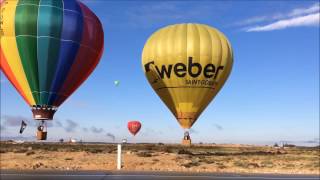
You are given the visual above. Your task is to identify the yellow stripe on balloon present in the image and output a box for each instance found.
[0,0,35,105]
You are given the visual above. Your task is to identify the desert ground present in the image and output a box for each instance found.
[0,142,319,175]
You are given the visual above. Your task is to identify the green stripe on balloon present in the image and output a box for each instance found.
[15,0,40,104]
[37,0,63,104]
[17,0,39,5]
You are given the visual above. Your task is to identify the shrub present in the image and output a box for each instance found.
[233,161,249,168]
[136,151,152,157]
[87,149,103,153]
[182,162,200,168]
[152,158,159,162]
[199,158,215,164]
[13,149,28,153]
[26,151,35,156]
[165,148,174,153]
[261,161,274,168]
[177,149,193,155]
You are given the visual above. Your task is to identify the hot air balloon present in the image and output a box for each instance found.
[0,0,104,140]
[142,23,233,145]
[114,80,120,87]
[127,121,141,136]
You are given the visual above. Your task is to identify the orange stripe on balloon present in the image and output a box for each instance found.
[0,47,31,105]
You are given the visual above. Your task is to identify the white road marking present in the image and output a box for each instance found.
[0,173,319,179]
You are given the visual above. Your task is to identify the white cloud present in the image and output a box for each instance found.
[241,2,320,32]
[289,3,319,17]
[246,13,319,32]
[238,3,319,26]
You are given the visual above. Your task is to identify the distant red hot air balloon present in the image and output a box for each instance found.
[127,121,141,136]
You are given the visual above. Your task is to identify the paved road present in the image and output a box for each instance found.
[1,170,319,180]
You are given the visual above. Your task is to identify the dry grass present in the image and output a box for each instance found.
[0,142,319,174]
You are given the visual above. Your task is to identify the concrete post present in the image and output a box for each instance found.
[117,144,122,170]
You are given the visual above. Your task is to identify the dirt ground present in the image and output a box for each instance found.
[0,142,319,174]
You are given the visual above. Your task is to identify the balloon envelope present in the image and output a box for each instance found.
[142,23,233,129]
[114,80,120,86]
[128,121,142,136]
[0,0,104,119]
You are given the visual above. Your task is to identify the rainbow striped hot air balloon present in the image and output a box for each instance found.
[0,0,104,139]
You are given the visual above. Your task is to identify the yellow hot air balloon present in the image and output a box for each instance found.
[142,23,233,145]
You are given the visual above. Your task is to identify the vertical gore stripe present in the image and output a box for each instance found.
[1,48,31,104]
[37,0,63,104]
[48,0,84,104]
[0,0,36,105]
[53,2,104,106]
[15,0,40,103]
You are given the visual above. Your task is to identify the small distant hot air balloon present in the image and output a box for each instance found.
[142,23,233,145]
[0,0,104,140]
[127,121,142,136]
[114,80,120,87]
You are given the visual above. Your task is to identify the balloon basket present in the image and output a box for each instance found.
[37,131,47,140]
[182,139,191,146]
[182,131,191,146]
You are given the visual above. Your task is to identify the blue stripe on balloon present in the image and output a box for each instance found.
[60,0,83,41]
[48,0,84,105]
[37,0,63,105]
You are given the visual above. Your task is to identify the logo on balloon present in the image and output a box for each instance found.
[144,57,224,88]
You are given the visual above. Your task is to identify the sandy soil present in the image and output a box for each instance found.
[0,143,319,174]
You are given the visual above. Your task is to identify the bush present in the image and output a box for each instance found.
[181,162,200,168]
[261,161,274,168]
[199,158,215,164]
[233,161,249,168]
[26,151,35,156]
[13,149,28,153]
[159,146,174,153]
[136,151,152,157]
[177,149,193,155]
[248,163,260,168]
[144,145,155,151]
[87,149,103,153]
[283,144,296,148]
[152,158,159,162]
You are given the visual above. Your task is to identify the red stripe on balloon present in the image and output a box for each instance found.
[52,1,104,106]
[0,48,31,105]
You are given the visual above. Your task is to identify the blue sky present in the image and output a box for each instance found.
[1,0,319,145]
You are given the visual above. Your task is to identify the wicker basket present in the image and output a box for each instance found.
[182,139,191,146]
[37,131,47,140]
